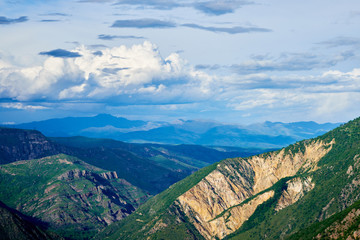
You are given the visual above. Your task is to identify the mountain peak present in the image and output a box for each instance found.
[94,113,116,119]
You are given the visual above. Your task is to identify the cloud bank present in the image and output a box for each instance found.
[0,16,28,24]
[1,41,359,123]
[0,42,214,104]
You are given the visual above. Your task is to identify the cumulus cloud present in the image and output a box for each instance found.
[111,19,176,28]
[98,34,144,40]
[0,42,215,104]
[39,49,82,58]
[0,16,28,24]
[182,23,271,34]
[1,41,359,123]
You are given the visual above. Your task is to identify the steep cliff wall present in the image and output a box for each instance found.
[0,128,60,164]
[173,139,334,239]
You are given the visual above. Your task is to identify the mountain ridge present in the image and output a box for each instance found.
[0,127,266,195]
[4,114,341,148]
[0,154,149,239]
[96,117,360,240]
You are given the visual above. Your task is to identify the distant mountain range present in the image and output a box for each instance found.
[5,114,341,148]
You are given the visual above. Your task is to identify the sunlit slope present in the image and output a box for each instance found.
[97,117,360,239]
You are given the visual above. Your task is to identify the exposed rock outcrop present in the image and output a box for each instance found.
[275,176,315,211]
[0,128,60,164]
[173,139,334,239]
[100,171,118,180]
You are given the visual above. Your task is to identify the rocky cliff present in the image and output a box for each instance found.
[171,139,333,239]
[0,154,149,239]
[0,128,60,164]
[97,117,360,240]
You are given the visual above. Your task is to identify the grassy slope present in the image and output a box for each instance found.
[0,201,63,240]
[224,118,360,239]
[0,154,148,239]
[52,136,270,195]
[95,161,219,240]
[48,137,188,195]
[98,117,360,240]
[288,198,360,240]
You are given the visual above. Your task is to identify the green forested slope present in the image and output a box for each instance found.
[97,117,360,240]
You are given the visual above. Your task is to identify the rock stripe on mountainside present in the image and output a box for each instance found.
[172,139,334,239]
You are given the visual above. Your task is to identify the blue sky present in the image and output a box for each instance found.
[0,0,360,124]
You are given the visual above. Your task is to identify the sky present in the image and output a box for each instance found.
[0,0,360,125]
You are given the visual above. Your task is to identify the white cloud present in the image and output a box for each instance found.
[1,40,360,124]
[0,41,215,104]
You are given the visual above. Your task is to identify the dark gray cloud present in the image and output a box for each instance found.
[182,23,271,34]
[317,37,360,48]
[39,49,82,58]
[111,18,176,28]
[194,0,253,15]
[0,16,28,24]
[98,34,145,40]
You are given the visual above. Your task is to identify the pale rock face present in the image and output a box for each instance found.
[208,190,274,239]
[275,177,315,211]
[249,139,334,194]
[100,171,118,180]
[175,139,334,239]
